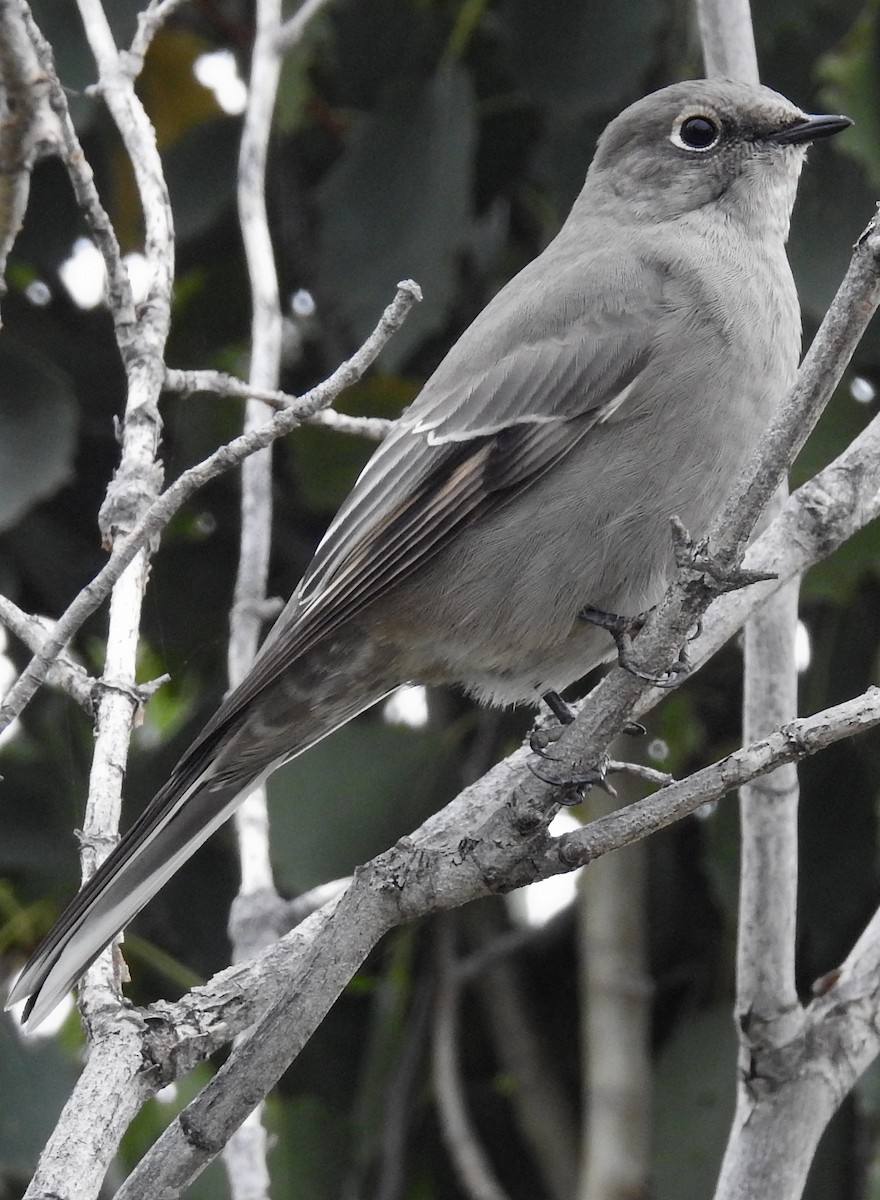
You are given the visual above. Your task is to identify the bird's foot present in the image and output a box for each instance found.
[529,693,608,799]
[527,750,614,804]
[579,604,690,689]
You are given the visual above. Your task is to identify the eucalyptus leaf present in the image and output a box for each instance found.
[269,716,453,891]
[502,0,662,112]
[317,67,477,369]
[0,342,77,532]
[0,1015,80,1181]
[654,1005,736,1200]
[818,2,880,190]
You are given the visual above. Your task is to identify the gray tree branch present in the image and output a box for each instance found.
[110,687,880,1199]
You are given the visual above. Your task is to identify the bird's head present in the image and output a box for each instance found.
[586,79,851,235]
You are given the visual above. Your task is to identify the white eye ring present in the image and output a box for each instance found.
[670,112,721,152]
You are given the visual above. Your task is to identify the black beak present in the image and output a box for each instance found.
[771,113,853,146]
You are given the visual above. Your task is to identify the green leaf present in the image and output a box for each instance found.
[818,1,880,190]
[0,341,78,532]
[317,66,477,369]
[502,0,663,111]
[164,118,241,244]
[0,1014,80,1181]
[268,716,455,892]
[266,1094,349,1200]
[654,1004,737,1200]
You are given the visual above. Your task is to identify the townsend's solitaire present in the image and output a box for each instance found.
[9,79,851,1028]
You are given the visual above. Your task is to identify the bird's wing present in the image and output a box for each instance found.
[185,246,668,742]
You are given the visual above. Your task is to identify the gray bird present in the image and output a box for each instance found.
[8,79,851,1029]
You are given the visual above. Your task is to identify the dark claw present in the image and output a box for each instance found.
[527,753,613,801]
[625,650,691,690]
[580,603,690,689]
[529,728,560,759]
[624,721,647,737]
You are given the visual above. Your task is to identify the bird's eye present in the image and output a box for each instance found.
[673,114,721,151]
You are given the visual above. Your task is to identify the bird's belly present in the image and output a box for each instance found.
[380,387,776,705]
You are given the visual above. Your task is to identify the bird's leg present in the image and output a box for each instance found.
[579,604,691,689]
[543,689,575,724]
[529,690,574,757]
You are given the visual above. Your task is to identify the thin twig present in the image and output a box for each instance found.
[669,407,880,690]
[470,913,579,1200]
[0,280,421,734]
[374,978,434,1200]
[552,688,880,870]
[164,368,393,439]
[696,0,758,83]
[222,0,284,1189]
[19,0,175,1192]
[274,0,333,54]
[18,2,138,346]
[508,215,880,807]
[0,0,61,320]
[432,919,511,1200]
[576,781,651,1200]
[0,596,96,712]
[126,0,189,73]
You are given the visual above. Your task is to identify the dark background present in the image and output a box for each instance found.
[1,0,879,1195]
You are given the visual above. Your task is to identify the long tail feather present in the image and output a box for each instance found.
[7,649,394,1030]
[9,770,258,1029]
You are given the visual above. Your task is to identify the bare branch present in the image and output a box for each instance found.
[0,596,96,712]
[108,684,880,1199]
[19,2,138,347]
[507,217,880,801]
[126,0,189,75]
[164,368,393,439]
[676,407,880,683]
[471,919,579,1200]
[17,1,174,1190]
[432,920,511,1200]
[23,1016,152,1200]
[0,280,421,733]
[577,784,651,1200]
[275,0,333,54]
[735,571,802,1033]
[58,0,174,1033]
[553,689,880,870]
[0,0,61,321]
[707,227,880,570]
[696,0,759,83]
[223,0,285,1187]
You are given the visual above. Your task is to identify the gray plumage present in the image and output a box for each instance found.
[8,79,851,1029]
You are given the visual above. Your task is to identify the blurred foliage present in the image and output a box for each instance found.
[0,0,879,1197]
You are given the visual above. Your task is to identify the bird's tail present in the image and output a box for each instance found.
[9,771,255,1030]
[7,650,394,1030]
